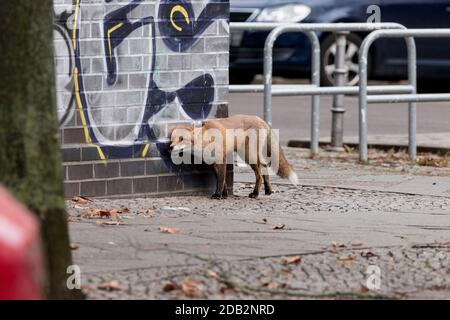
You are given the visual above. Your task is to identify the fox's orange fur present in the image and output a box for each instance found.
[170,115,298,199]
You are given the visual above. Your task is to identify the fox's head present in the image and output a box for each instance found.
[169,124,200,154]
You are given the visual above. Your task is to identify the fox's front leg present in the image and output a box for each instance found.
[212,164,227,200]
[249,164,263,199]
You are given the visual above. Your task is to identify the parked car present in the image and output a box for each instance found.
[230,0,450,85]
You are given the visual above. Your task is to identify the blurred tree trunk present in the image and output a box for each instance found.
[0,0,83,299]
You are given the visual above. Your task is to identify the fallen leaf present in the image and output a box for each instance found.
[96,220,121,226]
[280,268,293,274]
[361,250,378,258]
[181,278,204,298]
[159,227,180,234]
[163,281,178,292]
[273,224,286,230]
[329,242,363,253]
[72,196,90,205]
[338,255,355,268]
[69,243,79,250]
[206,270,219,279]
[360,286,370,293]
[73,204,88,210]
[282,256,302,265]
[89,209,121,220]
[262,281,280,290]
[97,280,122,291]
[140,209,155,217]
[80,284,95,292]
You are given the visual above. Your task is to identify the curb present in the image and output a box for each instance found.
[287,139,450,155]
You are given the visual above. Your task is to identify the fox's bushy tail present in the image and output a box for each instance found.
[277,146,298,185]
[266,129,298,185]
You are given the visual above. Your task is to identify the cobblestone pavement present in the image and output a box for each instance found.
[67,149,450,300]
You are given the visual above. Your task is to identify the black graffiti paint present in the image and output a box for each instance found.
[103,0,154,85]
[68,0,225,160]
[158,0,229,52]
[53,10,75,125]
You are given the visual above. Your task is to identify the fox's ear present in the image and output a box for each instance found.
[168,124,195,137]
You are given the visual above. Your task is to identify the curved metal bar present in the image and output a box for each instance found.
[262,23,408,155]
[264,27,320,153]
[357,30,447,162]
[230,22,406,32]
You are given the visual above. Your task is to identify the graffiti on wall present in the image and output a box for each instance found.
[54,0,229,160]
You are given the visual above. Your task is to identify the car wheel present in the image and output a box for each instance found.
[229,71,255,85]
[320,33,364,87]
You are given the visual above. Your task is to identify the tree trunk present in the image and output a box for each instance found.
[0,0,83,299]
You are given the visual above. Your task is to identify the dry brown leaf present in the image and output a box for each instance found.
[206,270,219,279]
[329,242,363,253]
[273,224,286,230]
[281,268,293,274]
[360,286,370,293]
[163,281,178,292]
[181,278,204,298]
[159,226,180,234]
[361,250,378,258]
[282,256,302,265]
[80,284,95,292]
[97,280,123,291]
[89,209,121,221]
[72,196,91,205]
[140,209,155,217]
[69,243,79,250]
[263,281,280,290]
[338,255,355,268]
[96,220,121,226]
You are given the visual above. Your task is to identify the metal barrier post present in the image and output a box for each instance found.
[264,28,321,153]
[407,38,417,161]
[359,30,419,162]
[330,31,349,151]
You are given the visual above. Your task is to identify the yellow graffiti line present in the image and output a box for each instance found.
[72,0,80,49]
[142,144,150,157]
[170,5,190,32]
[74,67,92,144]
[74,67,107,163]
[107,23,124,61]
[96,146,107,164]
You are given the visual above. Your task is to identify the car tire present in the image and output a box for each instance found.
[320,33,365,87]
[229,71,255,85]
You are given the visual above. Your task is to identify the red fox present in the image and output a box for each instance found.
[169,115,298,199]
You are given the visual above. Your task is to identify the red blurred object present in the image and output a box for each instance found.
[0,185,44,300]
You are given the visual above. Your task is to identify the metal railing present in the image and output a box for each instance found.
[358,29,450,162]
[229,22,415,155]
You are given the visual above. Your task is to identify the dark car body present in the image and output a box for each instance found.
[230,0,450,82]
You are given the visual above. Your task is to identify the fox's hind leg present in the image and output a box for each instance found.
[263,174,273,195]
[212,163,227,200]
[249,164,263,199]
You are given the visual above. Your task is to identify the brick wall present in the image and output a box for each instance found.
[53,0,230,198]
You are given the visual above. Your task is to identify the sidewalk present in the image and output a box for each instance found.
[68,148,450,299]
[288,132,450,154]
